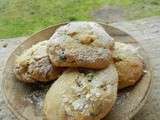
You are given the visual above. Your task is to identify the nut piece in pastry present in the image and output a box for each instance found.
[113,42,144,89]
[48,22,114,69]
[44,64,118,120]
[14,40,62,83]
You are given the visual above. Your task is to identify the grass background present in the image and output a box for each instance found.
[0,0,160,38]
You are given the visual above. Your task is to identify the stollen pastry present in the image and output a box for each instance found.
[44,64,118,120]
[14,40,62,83]
[113,42,144,89]
[48,22,114,69]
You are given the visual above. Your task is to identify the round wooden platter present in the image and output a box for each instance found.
[2,23,152,120]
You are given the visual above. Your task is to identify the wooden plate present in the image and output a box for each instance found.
[2,23,152,120]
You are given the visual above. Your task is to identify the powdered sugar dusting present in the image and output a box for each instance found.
[62,65,118,117]
[48,22,114,68]
[113,42,142,60]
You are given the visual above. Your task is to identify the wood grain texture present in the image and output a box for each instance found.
[0,17,160,120]
[0,37,26,120]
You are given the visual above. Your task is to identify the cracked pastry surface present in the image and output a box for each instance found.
[48,22,114,69]
[113,42,144,89]
[44,64,118,120]
[14,40,62,83]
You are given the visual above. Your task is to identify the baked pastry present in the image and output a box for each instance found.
[48,22,114,69]
[115,58,144,89]
[44,64,118,120]
[113,42,144,89]
[14,40,62,83]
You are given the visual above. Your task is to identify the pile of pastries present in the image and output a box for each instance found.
[14,22,144,120]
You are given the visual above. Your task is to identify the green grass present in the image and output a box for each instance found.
[0,0,160,38]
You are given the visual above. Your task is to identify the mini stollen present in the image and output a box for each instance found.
[44,64,118,120]
[14,40,62,83]
[48,22,114,69]
[112,42,144,89]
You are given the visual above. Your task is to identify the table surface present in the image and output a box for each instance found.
[0,17,160,120]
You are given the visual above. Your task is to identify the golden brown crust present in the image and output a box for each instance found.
[44,64,118,120]
[113,42,144,89]
[48,22,114,69]
[115,58,144,89]
[14,41,62,83]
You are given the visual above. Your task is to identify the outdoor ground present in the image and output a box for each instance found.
[0,0,160,39]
